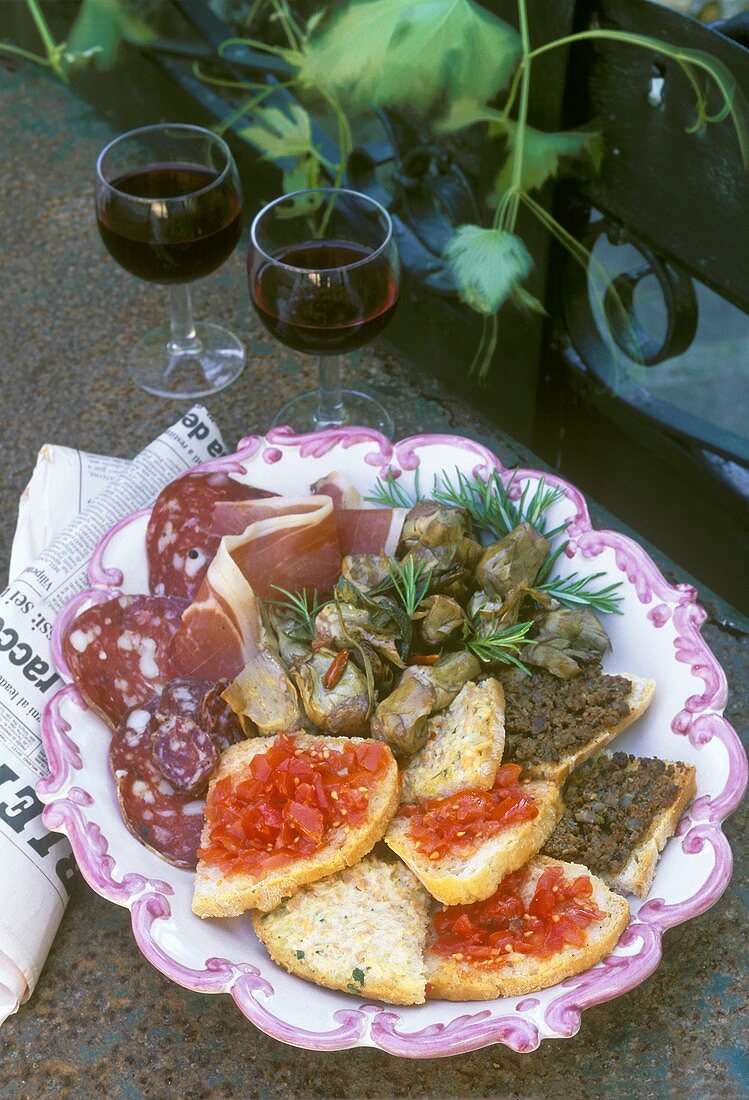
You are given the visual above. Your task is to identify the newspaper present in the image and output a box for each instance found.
[0,406,228,1026]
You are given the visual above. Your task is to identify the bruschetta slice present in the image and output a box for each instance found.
[252,853,431,1005]
[425,856,630,1000]
[385,764,563,906]
[193,734,399,916]
[500,669,656,785]
[400,678,506,803]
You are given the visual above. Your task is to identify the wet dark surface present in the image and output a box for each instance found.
[0,61,747,1100]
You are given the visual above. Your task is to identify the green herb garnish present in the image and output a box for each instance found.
[268,586,326,642]
[536,572,624,615]
[462,618,533,672]
[433,467,568,540]
[382,557,433,618]
[364,468,421,509]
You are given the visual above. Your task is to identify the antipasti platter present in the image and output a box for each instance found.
[36,428,746,1057]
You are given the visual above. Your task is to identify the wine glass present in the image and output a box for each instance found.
[95,123,245,398]
[247,187,400,434]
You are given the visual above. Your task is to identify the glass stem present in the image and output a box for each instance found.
[315,355,346,428]
[168,284,201,354]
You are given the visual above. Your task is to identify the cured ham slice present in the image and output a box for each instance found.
[172,495,341,682]
[170,538,264,683]
[147,470,274,601]
[335,507,407,557]
[311,471,363,508]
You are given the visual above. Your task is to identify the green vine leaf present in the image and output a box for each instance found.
[67,0,155,69]
[281,155,325,216]
[238,103,315,160]
[296,0,521,114]
[434,96,503,133]
[443,226,533,316]
[492,122,604,200]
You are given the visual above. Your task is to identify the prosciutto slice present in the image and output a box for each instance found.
[146,470,274,601]
[171,496,341,682]
[335,507,407,557]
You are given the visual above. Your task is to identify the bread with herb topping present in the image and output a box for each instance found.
[252,852,431,1005]
[400,678,506,803]
[192,735,399,917]
[384,779,563,906]
[425,856,630,1000]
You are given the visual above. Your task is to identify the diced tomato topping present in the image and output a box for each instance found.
[431,865,607,966]
[198,734,390,876]
[399,763,538,859]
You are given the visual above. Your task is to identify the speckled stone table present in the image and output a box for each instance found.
[0,60,747,1100]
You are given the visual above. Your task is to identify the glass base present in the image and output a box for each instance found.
[128,322,245,399]
[271,388,394,437]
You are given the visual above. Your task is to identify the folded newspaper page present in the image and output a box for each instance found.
[0,406,227,1026]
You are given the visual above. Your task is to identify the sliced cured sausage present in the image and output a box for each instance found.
[111,677,246,868]
[152,715,218,796]
[198,679,249,749]
[146,470,273,601]
[112,696,206,868]
[62,594,187,727]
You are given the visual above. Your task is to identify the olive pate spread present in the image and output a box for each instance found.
[543,752,684,875]
[498,664,632,767]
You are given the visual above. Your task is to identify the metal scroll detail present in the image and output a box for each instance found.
[563,217,699,372]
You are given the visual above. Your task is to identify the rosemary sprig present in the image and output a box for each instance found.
[268,586,325,642]
[535,572,624,615]
[369,557,433,619]
[462,618,533,672]
[433,467,568,540]
[364,469,421,509]
[385,557,433,618]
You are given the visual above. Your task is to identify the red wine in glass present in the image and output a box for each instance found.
[251,240,398,355]
[95,123,245,398]
[97,162,241,284]
[247,188,401,434]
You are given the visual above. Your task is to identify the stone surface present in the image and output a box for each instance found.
[0,59,746,1100]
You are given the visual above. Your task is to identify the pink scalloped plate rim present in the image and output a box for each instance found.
[36,429,747,1058]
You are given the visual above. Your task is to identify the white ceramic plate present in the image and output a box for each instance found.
[37,428,747,1057]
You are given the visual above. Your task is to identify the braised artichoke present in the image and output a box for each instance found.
[419,594,466,646]
[292,648,371,736]
[475,522,550,598]
[524,608,610,678]
[222,648,303,733]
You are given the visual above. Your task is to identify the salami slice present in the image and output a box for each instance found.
[62,594,187,727]
[198,679,248,750]
[110,676,245,868]
[112,696,205,868]
[147,471,273,600]
[152,716,217,796]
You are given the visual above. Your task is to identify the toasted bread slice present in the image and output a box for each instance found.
[523,673,655,786]
[384,780,563,906]
[425,856,630,1000]
[193,735,399,917]
[252,853,431,1005]
[400,678,506,803]
[544,751,697,898]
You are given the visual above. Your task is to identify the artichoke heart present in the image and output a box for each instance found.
[524,608,611,679]
[419,594,466,645]
[292,648,371,736]
[222,648,303,734]
[371,651,480,756]
[476,521,550,598]
[314,600,404,668]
